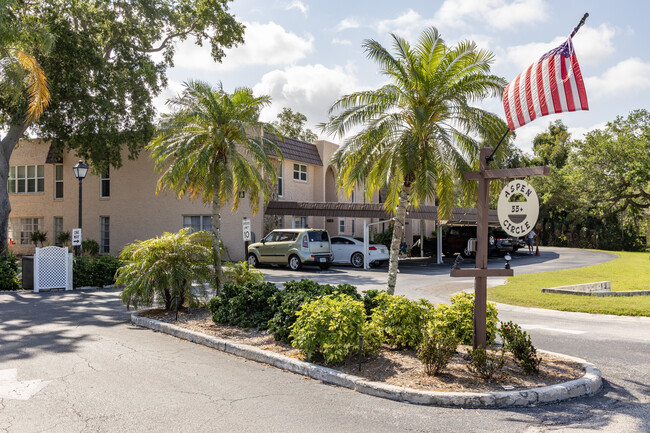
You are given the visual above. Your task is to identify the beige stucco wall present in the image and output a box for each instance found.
[8,139,264,260]
[8,136,417,260]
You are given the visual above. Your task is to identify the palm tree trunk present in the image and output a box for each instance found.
[211,196,223,295]
[386,184,410,295]
[0,122,29,255]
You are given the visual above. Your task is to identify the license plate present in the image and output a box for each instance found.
[319,258,326,262]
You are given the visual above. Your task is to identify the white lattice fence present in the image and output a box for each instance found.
[34,246,73,292]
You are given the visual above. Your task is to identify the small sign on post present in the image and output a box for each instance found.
[242,219,251,242]
[71,229,82,246]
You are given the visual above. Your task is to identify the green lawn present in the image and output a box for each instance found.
[488,251,650,316]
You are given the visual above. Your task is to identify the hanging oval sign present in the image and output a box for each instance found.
[497,179,539,237]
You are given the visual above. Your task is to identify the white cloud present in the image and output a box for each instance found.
[567,122,607,141]
[376,9,435,40]
[585,58,650,99]
[336,18,360,31]
[332,38,352,46]
[506,24,617,70]
[435,0,548,30]
[173,22,313,71]
[152,79,185,117]
[285,1,308,16]
[253,64,365,135]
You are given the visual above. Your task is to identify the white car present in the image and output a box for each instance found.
[330,236,390,268]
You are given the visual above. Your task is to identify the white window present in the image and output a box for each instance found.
[54,217,63,246]
[351,190,355,203]
[8,165,44,193]
[54,165,64,199]
[8,218,43,245]
[277,162,283,197]
[100,216,110,253]
[183,215,212,232]
[293,163,307,182]
[100,170,110,198]
[276,216,284,228]
[339,219,345,234]
[292,216,307,228]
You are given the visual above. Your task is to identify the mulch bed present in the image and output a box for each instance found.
[139,307,584,393]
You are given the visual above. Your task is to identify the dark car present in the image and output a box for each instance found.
[410,226,476,258]
[488,230,515,256]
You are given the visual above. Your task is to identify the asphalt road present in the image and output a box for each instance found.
[0,247,648,432]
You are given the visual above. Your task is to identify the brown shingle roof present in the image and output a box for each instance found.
[264,133,322,166]
[265,201,499,225]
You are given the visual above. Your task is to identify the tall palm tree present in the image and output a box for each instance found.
[322,27,507,294]
[147,80,280,294]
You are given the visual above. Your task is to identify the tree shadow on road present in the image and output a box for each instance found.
[0,288,130,361]
[501,379,649,431]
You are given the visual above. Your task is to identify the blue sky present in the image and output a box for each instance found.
[157,0,650,154]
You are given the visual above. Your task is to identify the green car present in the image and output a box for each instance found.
[247,229,333,270]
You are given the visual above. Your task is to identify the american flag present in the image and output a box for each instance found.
[503,37,589,131]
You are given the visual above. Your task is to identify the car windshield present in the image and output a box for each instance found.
[308,231,329,242]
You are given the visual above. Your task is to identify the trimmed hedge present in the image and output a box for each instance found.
[208,281,279,330]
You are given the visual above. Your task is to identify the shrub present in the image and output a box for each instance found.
[361,289,384,318]
[0,252,20,291]
[30,230,47,247]
[73,254,123,288]
[370,292,434,349]
[466,346,505,382]
[289,294,381,364]
[499,321,541,374]
[222,261,264,285]
[56,231,71,247]
[116,229,213,310]
[82,239,100,257]
[432,292,499,345]
[267,279,360,343]
[418,323,458,376]
[208,281,278,329]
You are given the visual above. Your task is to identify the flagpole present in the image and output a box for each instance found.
[570,13,589,38]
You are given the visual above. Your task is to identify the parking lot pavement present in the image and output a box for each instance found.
[258,247,617,303]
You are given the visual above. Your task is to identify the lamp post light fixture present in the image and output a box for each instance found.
[504,253,512,270]
[73,160,89,256]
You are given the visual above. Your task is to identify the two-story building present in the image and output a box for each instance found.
[7,135,423,261]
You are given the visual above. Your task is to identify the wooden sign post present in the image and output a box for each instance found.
[451,147,550,349]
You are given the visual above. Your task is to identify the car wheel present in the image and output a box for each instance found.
[247,253,259,268]
[288,255,303,271]
[351,252,364,268]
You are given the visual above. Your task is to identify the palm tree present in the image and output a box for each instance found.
[147,80,280,294]
[322,27,507,294]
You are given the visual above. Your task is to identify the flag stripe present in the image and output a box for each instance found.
[513,74,526,128]
[529,63,542,119]
[508,79,520,129]
[536,61,549,116]
[572,55,589,110]
[523,64,537,122]
[561,56,575,112]
[503,83,516,130]
[518,67,532,125]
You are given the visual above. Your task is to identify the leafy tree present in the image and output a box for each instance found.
[0,0,245,253]
[147,80,280,294]
[321,27,507,294]
[570,110,650,215]
[272,107,318,142]
[531,120,571,168]
[117,228,213,311]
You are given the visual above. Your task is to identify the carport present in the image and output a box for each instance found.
[265,201,501,265]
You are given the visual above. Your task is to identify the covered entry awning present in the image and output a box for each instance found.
[265,201,500,226]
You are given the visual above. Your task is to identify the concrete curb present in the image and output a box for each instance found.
[131,312,602,408]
